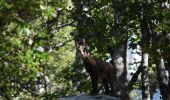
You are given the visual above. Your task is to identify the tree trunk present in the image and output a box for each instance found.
[156,53,169,100]
[155,32,169,100]
[141,52,150,100]
[109,41,129,99]
[140,17,151,100]
[168,65,170,91]
[111,0,129,99]
[72,49,84,90]
[164,31,170,94]
[157,2,170,99]
[167,59,170,91]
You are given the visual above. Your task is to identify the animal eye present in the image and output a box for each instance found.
[78,42,83,45]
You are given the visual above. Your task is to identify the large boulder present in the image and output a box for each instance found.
[58,94,119,100]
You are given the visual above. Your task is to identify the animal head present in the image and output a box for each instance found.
[75,37,87,57]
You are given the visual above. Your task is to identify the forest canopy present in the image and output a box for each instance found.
[0,0,170,100]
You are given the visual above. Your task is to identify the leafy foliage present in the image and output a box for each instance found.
[0,0,170,99]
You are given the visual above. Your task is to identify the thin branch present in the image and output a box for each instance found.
[56,21,76,28]
[55,37,75,49]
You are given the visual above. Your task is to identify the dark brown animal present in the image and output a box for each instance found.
[75,37,116,95]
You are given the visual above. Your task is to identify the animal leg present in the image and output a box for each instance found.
[91,76,98,95]
[108,74,116,96]
[102,78,110,95]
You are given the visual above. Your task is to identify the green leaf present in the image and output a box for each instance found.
[24,28,32,35]
[10,37,22,48]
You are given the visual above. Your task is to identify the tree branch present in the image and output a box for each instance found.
[129,64,143,92]
[56,21,76,28]
[54,37,75,49]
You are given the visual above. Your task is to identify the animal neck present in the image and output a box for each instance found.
[80,50,90,60]
[79,51,96,65]
[77,47,94,63]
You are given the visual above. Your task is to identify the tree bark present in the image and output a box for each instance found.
[166,59,170,91]
[140,16,151,100]
[111,0,129,99]
[156,53,169,100]
[141,52,150,100]
[109,43,129,100]
[155,32,169,100]
[72,47,84,91]
[168,65,170,92]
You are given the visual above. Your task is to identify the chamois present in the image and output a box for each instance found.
[75,37,116,95]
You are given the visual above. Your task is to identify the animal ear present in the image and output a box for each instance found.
[75,37,85,45]
[82,38,86,45]
[75,37,80,45]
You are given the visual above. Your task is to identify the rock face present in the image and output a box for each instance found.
[58,94,119,100]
